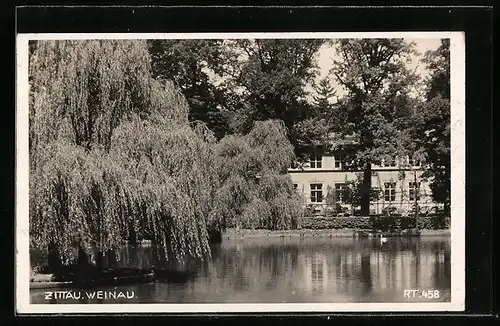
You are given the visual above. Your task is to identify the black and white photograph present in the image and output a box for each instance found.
[16,32,465,313]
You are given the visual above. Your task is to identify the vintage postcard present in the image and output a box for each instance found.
[16,31,465,313]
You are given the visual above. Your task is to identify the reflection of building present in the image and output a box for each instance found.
[289,153,438,215]
[303,253,329,294]
[367,249,449,293]
[298,243,449,298]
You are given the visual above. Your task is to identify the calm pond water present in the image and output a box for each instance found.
[30,236,451,304]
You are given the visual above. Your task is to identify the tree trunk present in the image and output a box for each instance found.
[360,163,372,216]
[208,227,222,244]
[75,247,92,284]
[96,251,104,270]
[47,242,62,273]
[106,249,117,268]
[77,247,90,266]
[128,221,137,244]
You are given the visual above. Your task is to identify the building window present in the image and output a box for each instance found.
[384,182,396,202]
[334,183,346,203]
[409,182,421,201]
[310,183,323,203]
[408,157,421,167]
[334,155,344,169]
[309,156,322,169]
[371,187,382,201]
[384,158,397,167]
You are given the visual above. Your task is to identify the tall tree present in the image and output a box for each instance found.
[312,77,337,111]
[329,39,418,215]
[29,40,218,266]
[424,39,450,100]
[414,39,451,214]
[148,40,234,139]
[227,39,326,159]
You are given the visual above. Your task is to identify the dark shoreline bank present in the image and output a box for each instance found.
[222,228,450,239]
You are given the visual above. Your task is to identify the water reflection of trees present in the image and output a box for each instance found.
[194,237,451,301]
[44,237,452,303]
[205,241,301,294]
[360,252,373,294]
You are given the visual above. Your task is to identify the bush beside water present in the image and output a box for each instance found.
[302,215,450,230]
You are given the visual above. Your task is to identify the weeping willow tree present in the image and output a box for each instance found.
[29,39,304,273]
[109,116,218,262]
[29,40,218,268]
[210,120,304,230]
[29,40,154,157]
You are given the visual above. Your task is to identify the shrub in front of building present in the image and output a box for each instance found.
[417,214,450,229]
[302,216,371,229]
[302,215,449,230]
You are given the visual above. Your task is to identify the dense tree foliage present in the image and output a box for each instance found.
[211,120,303,230]
[29,40,154,156]
[148,40,234,139]
[423,39,450,100]
[29,40,219,264]
[29,40,302,267]
[413,39,451,213]
[329,39,418,215]
[222,39,327,159]
[312,77,337,112]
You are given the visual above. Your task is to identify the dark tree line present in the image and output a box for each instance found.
[148,39,327,159]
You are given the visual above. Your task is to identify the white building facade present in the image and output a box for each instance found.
[288,154,439,215]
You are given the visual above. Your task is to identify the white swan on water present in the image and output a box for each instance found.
[380,234,388,244]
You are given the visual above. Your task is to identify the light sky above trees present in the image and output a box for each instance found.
[308,38,443,100]
[201,38,443,103]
